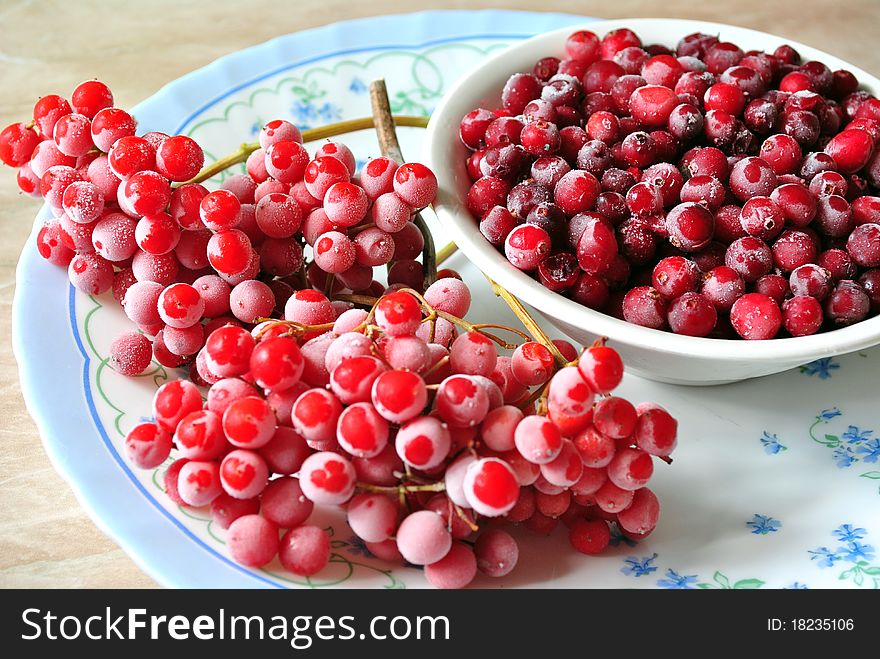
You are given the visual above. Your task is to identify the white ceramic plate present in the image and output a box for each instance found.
[425,18,880,384]
[13,11,880,589]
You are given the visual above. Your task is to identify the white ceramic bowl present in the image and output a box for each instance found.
[424,17,880,385]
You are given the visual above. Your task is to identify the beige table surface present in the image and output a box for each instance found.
[1,0,878,589]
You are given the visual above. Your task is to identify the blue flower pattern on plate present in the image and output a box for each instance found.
[621,554,658,577]
[843,426,874,444]
[841,541,875,563]
[857,439,880,463]
[657,569,698,589]
[747,514,782,535]
[808,547,841,568]
[760,431,787,454]
[800,358,840,379]
[784,582,809,589]
[833,524,867,542]
[833,446,857,468]
[349,77,367,94]
[820,408,842,420]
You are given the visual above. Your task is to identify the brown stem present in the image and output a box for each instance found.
[435,241,458,266]
[486,276,568,366]
[356,482,446,495]
[369,79,436,289]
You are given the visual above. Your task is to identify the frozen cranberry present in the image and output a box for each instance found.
[467,176,510,219]
[713,205,746,244]
[825,280,870,326]
[680,175,725,210]
[704,42,744,74]
[667,292,717,336]
[665,202,714,252]
[790,263,832,300]
[554,170,600,216]
[701,266,745,311]
[530,156,570,189]
[769,183,816,228]
[626,181,664,217]
[505,224,551,270]
[622,286,668,329]
[743,98,778,134]
[508,179,551,219]
[479,206,518,246]
[651,256,700,299]
[847,223,880,268]
[480,144,526,179]
[572,272,610,309]
[816,249,857,283]
[852,197,880,226]
[460,108,496,150]
[730,293,781,339]
[616,220,658,265]
[754,274,790,305]
[800,151,838,181]
[534,56,561,81]
[824,129,874,174]
[814,195,854,238]
[558,125,589,161]
[620,131,657,168]
[576,214,617,275]
[810,171,848,197]
[684,146,729,181]
[667,103,704,141]
[538,252,580,292]
[576,140,612,175]
[485,116,524,148]
[676,32,719,59]
[725,236,773,283]
[858,270,880,312]
[780,110,820,146]
[729,157,778,201]
[702,109,736,148]
[502,73,542,115]
[595,192,628,223]
[782,295,824,336]
[739,196,784,241]
[772,229,817,272]
[520,121,561,156]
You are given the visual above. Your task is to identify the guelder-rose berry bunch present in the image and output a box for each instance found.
[460,28,880,339]
[1,80,438,377]
[122,283,678,588]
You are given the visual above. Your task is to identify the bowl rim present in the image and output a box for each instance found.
[425,16,880,362]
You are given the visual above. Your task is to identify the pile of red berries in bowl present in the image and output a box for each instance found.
[426,18,880,383]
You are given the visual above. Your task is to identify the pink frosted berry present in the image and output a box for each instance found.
[108,331,153,375]
[279,525,330,576]
[260,475,313,528]
[229,279,274,323]
[220,449,269,499]
[177,460,223,507]
[68,252,113,294]
[227,514,279,567]
[124,422,172,469]
[158,283,204,329]
[393,162,437,209]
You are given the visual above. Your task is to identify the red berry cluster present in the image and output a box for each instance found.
[460,28,880,339]
[0,82,438,376]
[123,282,676,588]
